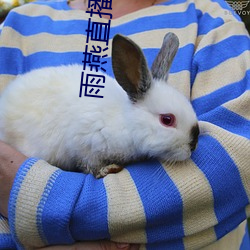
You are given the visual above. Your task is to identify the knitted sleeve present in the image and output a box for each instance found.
[0,0,250,250]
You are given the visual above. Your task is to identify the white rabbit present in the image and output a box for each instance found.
[0,33,199,178]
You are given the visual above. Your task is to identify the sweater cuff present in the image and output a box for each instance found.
[8,158,85,249]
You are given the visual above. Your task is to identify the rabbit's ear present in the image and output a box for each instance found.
[112,34,152,102]
[151,33,179,81]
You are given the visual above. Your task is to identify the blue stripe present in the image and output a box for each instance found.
[5,12,88,36]
[37,169,74,245]
[88,44,195,77]
[0,43,194,77]
[144,44,195,75]
[6,0,240,39]
[191,35,250,83]
[42,170,104,244]
[200,106,250,139]
[0,48,84,74]
[214,208,247,242]
[0,48,26,74]
[6,3,202,37]
[198,13,224,36]
[103,44,195,78]
[70,175,110,240]
[192,135,249,224]
[127,160,184,246]
[0,231,16,249]
[192,70,250,116]
[111,4,199,37]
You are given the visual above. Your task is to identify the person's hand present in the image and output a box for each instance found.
[0,140,27,217]
[37,241,140,250]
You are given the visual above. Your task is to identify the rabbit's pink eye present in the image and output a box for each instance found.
[160,114,176,127]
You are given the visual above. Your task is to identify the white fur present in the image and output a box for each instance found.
[0,64,198,175]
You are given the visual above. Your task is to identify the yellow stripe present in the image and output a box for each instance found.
[104,169,147,243]
[169,71,191,99]
[2,22,197,57]
[224,90,250,120]
[192,50,250,99]
[184,227,216,250]
[196,22,248,51]
[11,0,239,27]
[14,160,59,248]
[1,27,88,56]
[129,23,197,49]
[163,158,217,237]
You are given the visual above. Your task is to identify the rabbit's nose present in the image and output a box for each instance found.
[189,124,199,152]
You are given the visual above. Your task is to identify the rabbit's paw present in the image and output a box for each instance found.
[96,164,123,178]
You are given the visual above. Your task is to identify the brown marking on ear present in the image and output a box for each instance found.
[112,34,152,102]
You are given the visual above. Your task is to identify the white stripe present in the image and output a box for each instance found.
[196,22,249,51]
[163,158,217,236]
[2,23,197,57]
[184,227,216,250]
[14,160,59,248]
[104,169,147,243]
[224,90,250,120]
[192,51,250,99]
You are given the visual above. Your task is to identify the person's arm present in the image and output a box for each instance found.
[0,142,140,250]
[0,142,27,249]
[0,141,27,218]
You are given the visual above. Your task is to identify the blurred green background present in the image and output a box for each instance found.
[0,0,34,21]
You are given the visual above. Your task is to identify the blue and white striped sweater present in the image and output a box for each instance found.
[0,0,249,249]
